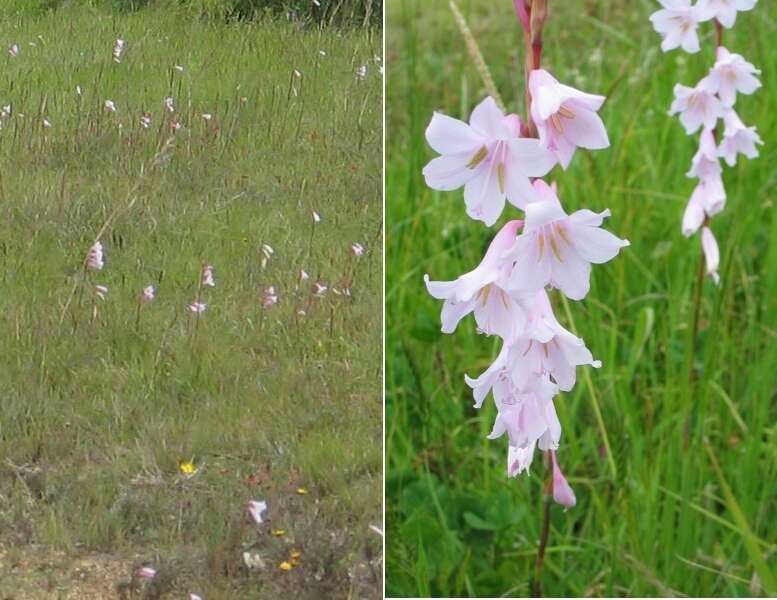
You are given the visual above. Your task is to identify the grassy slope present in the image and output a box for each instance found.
[386,0,777,597]
[0,5,382,599]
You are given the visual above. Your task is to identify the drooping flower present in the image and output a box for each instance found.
[681,174,726,236]
[313,281,328,297]
[507,442,536,477]
[261,244,274,269]
[201,264,215,287]
[190,595,203,600]
[164,97,175,113]
[140,114,151,129]
[312,210,322,223]
[687,128,722,180]
[668,83,723,134]
[695,0,758,28]
[528,69,609,169]
[425,220,526,338]
[262,286,279,308]
[112,38,125,63]
[702,46,761,106]
[95,285,108,300]
[422,96,556,225]
[718,108,762,166]
[350,242,365,257]
[649,0,704,54]
[506,180,629,301]
[86,241,105,270]
[104,99,117,113]
[141,285,156,302]
[356,64,367,79]
[550,451,577,509]
[136,567,156,579]
[299,269,310,283]
[701,225,720,284]
[247,499,268,524]
[8,44,19,58]
[187,301,207,314]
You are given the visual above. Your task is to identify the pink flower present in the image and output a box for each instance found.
[164,97,175,113]
[649,0,704,54]
[86,241,105,270]
[247,499,267,524]
[142,285,156,303]
[695,0,757,28]
[507,443,536,477]
[135,566,156,579]
[551,451,576,509]
[112,38,125,63]
[350,242,365,257]
[8,44,19,58]
[422,96,556,225]
[313,281,328,297]
[425,220,526,338]
[681,174,726,236]
[262,286,279,308]
[687,128,721,180]
[701,226,720,285]
[201,264,215,287]
[702,47,761,107]
[669,83,723,135]
[104,99,117,113]
[187,302,207,314]
[529,69,609,169]
[506,180,629,301]
[718,108,762,166]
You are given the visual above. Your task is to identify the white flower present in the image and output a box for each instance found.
[135,567,156,579]
[95,285,108,300]
[299,269,310,282]
[112,38,125,63]
[356,64,367,79]
[247,499,267,524]
[201,113,212,121]
[687,128,722,180]
[669,83,723,135]
[201,264,215,287]
[174,64,184,72]
[718,108,762,166]
[702,47,761,107]
[86,241,105,270]
[649,0,704,54]
[262,286,279,308]
[312,210,322,223]
[142,285,155,302]
[701,226,720,285]
[43,118,52,128]
[682,174,726,236]
[350,242,365,257]
[140,115,151,129]
[8,44,19,58]
[695,0,757,28]
[313,282,328,297]
[187,302,207,314]
[164,97,175,113]
[104,99,117,113]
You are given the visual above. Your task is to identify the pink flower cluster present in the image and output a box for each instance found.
[423,72,629,507]
[651,0,762,284]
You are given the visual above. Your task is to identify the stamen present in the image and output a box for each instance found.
[538,232,545,260]
[556,223,572,246]
[479,284,492,306]
[467,145,489,169]
[558,105,575,119]
[496,163,505,193]
[549,234,563,262]
[550,113,564,133]
[499,289,510,310]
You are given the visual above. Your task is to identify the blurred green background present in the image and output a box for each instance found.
[386,0,777,597]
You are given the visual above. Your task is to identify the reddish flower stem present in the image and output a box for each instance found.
[532,451,553,597]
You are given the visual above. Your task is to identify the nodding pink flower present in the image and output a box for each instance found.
[169,119,181,131]
[312,210,322,223]
[140,114,151,129]
[136,566,157,579]
[201,264,215,288]
[86,241,105,270]
[682,174,726,236]
[507,442,537,477]
[95,285,108,300]
[695,0,757,28]
[164,97,175,113]
[701,226,720,285]
[702,47,761,107]
[112,38,125,63]
[425,220,526,338]
[247,499,268,524]
[649,0,704,54]
[528,69,609,169]
[141,285,155,303]
[262,286,279,308]
[8,44,19,57]
[486,375,561,452]
[313,281,328,297]
[187,301,207,314]
[104,99,117,113]
[422,96,556,225]
[350,242,365,257]
[718,108,762,166]
[687,129,722,180]
[669,83,723,135]
[551,451,576,509]
[506,180,629,301]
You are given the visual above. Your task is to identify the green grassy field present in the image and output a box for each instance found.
[0,4,382,598]
[386,0,777,597]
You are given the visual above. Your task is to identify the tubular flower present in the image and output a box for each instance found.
[506,180,629,301]
[551,451,577,509]
[701,226,720,285]
[695,0,757,28]
[681,174,726,236]
[649,0,704,54]
[529,69,609,169]
[423,96,556,225]
[718,108,762,166]
[669,83,724,135]
[702,46,761,107]
[687,128,722,180]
